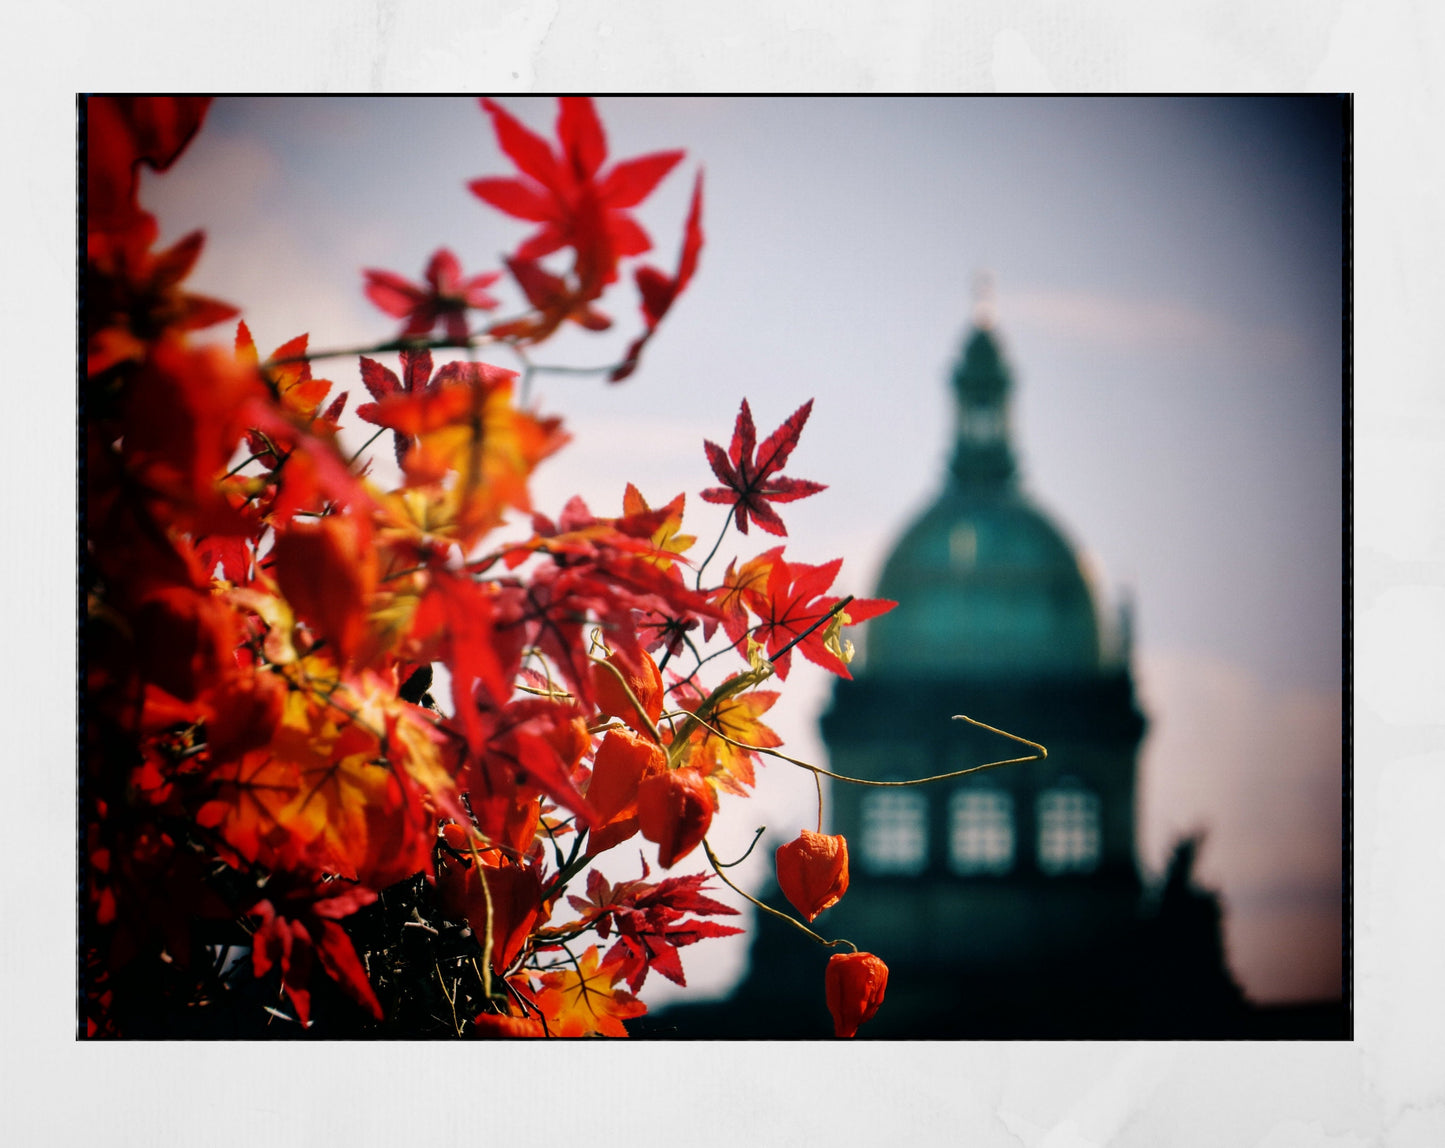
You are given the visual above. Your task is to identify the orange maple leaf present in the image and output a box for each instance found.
[674,682,782,796]
[705,545,782,645]
[621,483,695,570]
[281,719,434,889]
[235,322,334,422]
[532,945,646,1037]
[196,750,303,868]
[357,362,567,547]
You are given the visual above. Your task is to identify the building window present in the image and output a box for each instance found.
[1036,783,1101,875]
[948,788,1014,875]
[949,523,978,569]
[860,790,928,875]
[960,405,1004,444]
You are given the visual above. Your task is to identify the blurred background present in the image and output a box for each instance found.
[143,96,1344,1026]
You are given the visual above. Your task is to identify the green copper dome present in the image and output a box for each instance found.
[864,323,1102,678]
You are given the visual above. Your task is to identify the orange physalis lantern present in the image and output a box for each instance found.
[825,950,888,1038]
[472,1012,545,1038]
[590,648,663,737]
[775,830,849,922]
[636,767,714,868]
[586,728,668,854]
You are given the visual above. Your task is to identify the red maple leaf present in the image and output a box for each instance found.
[705,545,783,645]
[88,224,238,376]
[611,171,705,383]
[247,878,383,1028]
[237,324,335,423]
[357,347,435,464]
[436,857,545,975]
[487,255,613,343]
[700,399,827,537]
[565,861,741,991]
[469,97,683,291]
[457,696,597,833]
[408,569,515,742]
[362,248,500,342]
[744,555,895,679]
[499,498,719,703]
[86,96,214,240]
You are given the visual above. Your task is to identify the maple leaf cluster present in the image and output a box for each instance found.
[82,96,898,1039]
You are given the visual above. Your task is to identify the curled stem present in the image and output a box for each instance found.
[681,712,1046,787]
[951,713,1048,759]
[711,826,766,868]
[703,839,856,953]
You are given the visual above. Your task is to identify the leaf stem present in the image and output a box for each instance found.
[463,838,495,1001]
[346,426,386,467]
[702,839,855,953]
[694,514,733,591]
[222,451,268,479]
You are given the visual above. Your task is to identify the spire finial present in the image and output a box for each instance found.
[972,269,997,330]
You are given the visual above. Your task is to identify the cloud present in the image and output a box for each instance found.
[1005,286,1305,364]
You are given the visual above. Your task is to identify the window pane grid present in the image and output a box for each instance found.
[860,791,928,875]
[1037,786,1101,875]
[949,789,1014,875]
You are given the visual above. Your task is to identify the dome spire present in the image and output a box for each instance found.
[950,275,1017,485]
[971,269,997,331]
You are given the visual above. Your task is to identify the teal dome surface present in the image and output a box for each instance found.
[865,484,1101,677]
[862,321,1102,678]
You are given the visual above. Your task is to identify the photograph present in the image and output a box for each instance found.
[81,95,1345,1041]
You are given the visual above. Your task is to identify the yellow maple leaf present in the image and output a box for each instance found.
[622,483,695,570]
[684,686,782,796]
[532,946,646,1037]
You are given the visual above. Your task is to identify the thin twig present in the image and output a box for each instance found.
[693,514,733,591]
[262,332,500,369]
[711,827,766,868]
[347,426,386,466]
[767,596,853,666]
[526,362,625,377]
[680,711,1046,787]
[702,840,855,953]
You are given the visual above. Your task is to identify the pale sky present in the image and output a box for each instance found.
[142,96,1344,1006]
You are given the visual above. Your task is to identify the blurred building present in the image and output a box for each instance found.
[643,308,1345,1039]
